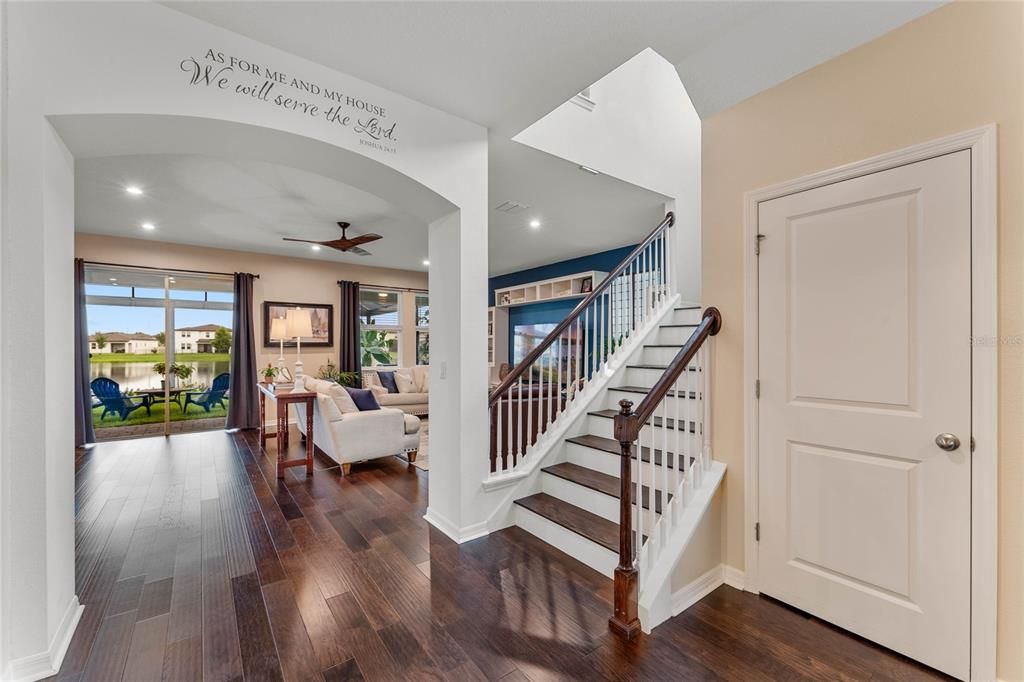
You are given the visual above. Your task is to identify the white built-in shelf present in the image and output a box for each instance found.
[493,271,607,308]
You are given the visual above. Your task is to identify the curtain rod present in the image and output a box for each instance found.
[83,260,258,279]
[342,281,427,293]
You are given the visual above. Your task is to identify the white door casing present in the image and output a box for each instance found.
[757,151,971,679]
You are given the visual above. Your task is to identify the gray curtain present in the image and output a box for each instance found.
[74,259,95,445]
[338,280,362,383]
[227,272,259,429]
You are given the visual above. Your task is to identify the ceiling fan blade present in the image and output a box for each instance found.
[282,237,325,245]
[350,246,372,256]
[348,233,383,246]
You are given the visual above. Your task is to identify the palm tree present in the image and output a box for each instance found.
[93,332,108,350]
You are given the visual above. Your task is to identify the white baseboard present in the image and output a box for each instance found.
[423,507,489,544]
[5,595,83,682]
[671,565,725,617]
[723,565,746,591]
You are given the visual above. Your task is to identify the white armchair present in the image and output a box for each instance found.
[291,377,420,475]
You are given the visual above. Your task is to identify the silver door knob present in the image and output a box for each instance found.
[935,433,961,451]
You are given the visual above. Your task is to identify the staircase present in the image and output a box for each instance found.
[487,214,726,636]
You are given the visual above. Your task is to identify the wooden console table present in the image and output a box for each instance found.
[258,383,316,479]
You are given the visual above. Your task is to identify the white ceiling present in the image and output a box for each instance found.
[75,154,433,271]
[165,1,942,130]
[75,2,941,277]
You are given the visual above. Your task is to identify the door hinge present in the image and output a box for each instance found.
[755,233,767,256]
[755,379,761,399]
[755,522,760,542]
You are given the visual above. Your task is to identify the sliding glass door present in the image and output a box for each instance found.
[83,264,233,440]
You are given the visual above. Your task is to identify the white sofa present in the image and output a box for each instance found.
[292,376,421,475]
[361,365,429,416]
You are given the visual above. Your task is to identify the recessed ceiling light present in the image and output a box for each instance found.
[311,244,321,251]
[125,185,143,196]
[578,165,600,175]
[529,219,541,229]
[422,259,430,266]
[141,221,155,231]
[378,292,387,297]
[111,283,118,287]
[109,277,117,282]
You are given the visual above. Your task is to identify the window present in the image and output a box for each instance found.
[360,289,400,366]
[415,293,429,365]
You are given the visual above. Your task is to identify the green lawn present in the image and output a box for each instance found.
[89,352,230,363]
[92,398,228,426]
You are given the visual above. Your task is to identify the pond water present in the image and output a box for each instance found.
[90,360,230,391]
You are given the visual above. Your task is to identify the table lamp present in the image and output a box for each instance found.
[269,317,288,381]
[285,307,313,383]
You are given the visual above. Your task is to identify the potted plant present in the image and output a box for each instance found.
[317,360,359,387]
[153,361,194,388]
[261,363,278,385]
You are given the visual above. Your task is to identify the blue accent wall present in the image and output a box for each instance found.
[488,244,637,306]
[491,244,637,364]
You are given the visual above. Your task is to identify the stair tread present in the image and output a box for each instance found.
[627,364,699,371]
[644,344,686,348]
[542,462,672,513]
[514,493,620,553]
[610,385,697,399]
[565,434,691,470]
[588,409,698,433]
[659,323,699,328]
[675,305,701,311]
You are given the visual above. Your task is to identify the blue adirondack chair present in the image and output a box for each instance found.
[183,372,230,414]
[91,377,150,421]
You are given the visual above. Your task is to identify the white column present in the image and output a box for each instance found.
[424,205,490,542]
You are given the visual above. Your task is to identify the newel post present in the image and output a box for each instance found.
[609,398,641,639]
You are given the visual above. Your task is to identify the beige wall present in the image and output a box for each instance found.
[701,2,1023,677]
[75,234,428,379]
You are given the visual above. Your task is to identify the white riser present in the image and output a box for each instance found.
[585,414,700,443]
[565,442,691,490]
[541,471,661,528]
[668,308,703,325]
[625,366,702,387]
[653,326,699,345]
[514,505,618,578]
[603,391,701,417]
[641,347,700,365]
[567,441,620,477]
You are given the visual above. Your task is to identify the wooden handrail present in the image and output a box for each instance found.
[614,307,721,443]
[488,212,675,408]
[609,306,721,639]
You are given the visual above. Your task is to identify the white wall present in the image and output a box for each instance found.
[513,48,702,301]
[1,3,489,677]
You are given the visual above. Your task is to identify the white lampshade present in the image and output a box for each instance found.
[285,307,313,339]
[269,317,288,341]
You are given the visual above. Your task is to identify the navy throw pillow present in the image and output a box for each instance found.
[345,387,381,411]
[377,371,399,394]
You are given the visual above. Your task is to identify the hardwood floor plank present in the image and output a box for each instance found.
[80,609,136,682]
[262,579,324,682]
[137,577,173,621]
[61,430,947,682]
[325,592,404,682]
[231,571,283,682]
[122,614,170,682]
[161,635,202,682]
[322,657,365,682]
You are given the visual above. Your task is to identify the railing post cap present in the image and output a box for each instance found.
[666,211,675,227]
[617,399,634,415]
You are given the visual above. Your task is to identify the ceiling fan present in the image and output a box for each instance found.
[283,221,381,256]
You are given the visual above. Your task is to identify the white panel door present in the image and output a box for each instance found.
[758,151,971,679]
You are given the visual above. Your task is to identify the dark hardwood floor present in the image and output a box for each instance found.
[53,428,947,681]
